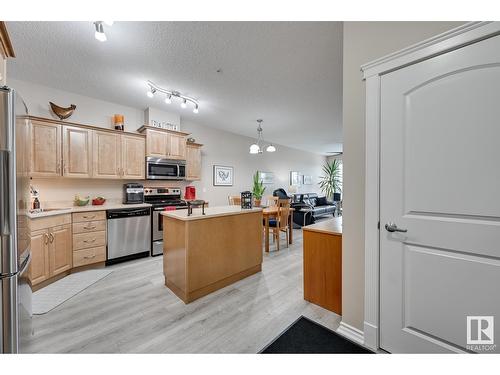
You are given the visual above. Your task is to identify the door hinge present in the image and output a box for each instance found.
[377,221,380,230]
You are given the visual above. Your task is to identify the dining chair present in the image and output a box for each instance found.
[265,196,279,207]
[268,198,291,250]
[228,195,241,205]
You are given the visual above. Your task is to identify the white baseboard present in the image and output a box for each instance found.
[336,321,365,345]
[363,321,379,351]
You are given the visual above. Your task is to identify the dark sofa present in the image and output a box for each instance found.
[291,193,336,226]
[272,189,336,227]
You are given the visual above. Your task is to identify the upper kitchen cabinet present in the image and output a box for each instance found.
[62,125,92,178]
[168,133,187,160]
[139,126,189,160]
[186,143,202,180]
[145,128,168,158]
[121,134,145,179]
[30,120,62,177]
[92,131,121,179]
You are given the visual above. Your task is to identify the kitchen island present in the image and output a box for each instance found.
[161,206,263,303]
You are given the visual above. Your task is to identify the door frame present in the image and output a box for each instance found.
[360,21,500,351]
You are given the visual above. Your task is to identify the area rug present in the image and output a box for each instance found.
[33,269,113,315]
[260,316,373,354]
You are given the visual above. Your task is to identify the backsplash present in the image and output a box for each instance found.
[31,178,192,207]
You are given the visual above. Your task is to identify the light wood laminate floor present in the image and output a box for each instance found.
[25,227,341,353]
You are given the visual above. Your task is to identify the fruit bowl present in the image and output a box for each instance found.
[74,195,90,206]
[92,197,106,206]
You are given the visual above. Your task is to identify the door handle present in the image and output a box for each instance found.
[44,233,49,244]
[385,222,408,233]
[49,232,54,243]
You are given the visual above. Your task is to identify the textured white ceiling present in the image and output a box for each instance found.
[7,21,343,154]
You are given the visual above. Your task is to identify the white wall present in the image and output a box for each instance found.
[341,22,465,331]
[10,78,326,205]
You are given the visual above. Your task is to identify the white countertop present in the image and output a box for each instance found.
[27,202,152,219]
[161,205,262,221]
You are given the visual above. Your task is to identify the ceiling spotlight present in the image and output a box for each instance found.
[181,99,187,109]
[146,88,156,98]
[266,144,276,153]
[165,94,172,104]
[104,21,114,26]
[193,105,199,114]
[94,22,106,42]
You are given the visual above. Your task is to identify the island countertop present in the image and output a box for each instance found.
[162,205,263,303]
[160,205,262,221]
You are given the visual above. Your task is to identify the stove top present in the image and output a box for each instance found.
[144,187,186,208]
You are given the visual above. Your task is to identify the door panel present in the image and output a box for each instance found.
[49,224,72,276]
[30,121,61,177]
[121,135,145,179]
[92,131,121,179]
[28,229,49,286]
[62,126,92,178]
[380,35,500,353]
[146,129,168,158]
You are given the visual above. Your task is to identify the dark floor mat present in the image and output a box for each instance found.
[260,316,373,354]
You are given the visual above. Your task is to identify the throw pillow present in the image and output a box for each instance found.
[316,196,328,206]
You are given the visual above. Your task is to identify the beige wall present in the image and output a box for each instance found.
[10,78,326,206]
[341,21,465,331]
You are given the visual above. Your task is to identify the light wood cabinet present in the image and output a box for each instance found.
[30,120,61,177]
[29,214,73,287]
[29,229,50,285]
[49,224,72,276]
[145,129,168,158]
[168,133,187,160]
[62,125,92,178]
[121,134,145,179]
[72,211,106,268]
[142,126,189,160]
[92,131,121,179]
[186,143,202,180]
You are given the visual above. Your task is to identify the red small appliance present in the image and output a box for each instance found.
[184,186,196,200]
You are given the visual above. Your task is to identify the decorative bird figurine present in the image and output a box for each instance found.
[49,102,76,120]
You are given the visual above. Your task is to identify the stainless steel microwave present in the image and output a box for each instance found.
[146,157,186,180]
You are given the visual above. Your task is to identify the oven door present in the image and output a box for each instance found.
[146,158,179,180]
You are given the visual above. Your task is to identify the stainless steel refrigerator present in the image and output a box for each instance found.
[0,86,32,353]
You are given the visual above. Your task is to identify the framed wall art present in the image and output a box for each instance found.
[213,165,234,186]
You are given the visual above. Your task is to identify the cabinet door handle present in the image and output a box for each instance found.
[49,233,54,243]
[83,225,96,230]
[83,254,96,259]
[44,233,49,244]
[83,238,96,243]
[82,215,95,219]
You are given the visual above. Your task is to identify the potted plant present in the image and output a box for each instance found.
[252,171,266,207]
[318,159,342,199]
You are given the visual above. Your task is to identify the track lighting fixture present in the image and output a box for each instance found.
[146,80,200,113]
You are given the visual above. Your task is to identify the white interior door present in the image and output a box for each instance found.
[379,34,500,353]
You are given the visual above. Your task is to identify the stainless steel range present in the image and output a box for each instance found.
[144,187,187,256]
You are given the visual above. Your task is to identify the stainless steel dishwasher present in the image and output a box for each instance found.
[106,207,151,264]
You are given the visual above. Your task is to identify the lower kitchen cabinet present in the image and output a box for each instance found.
[29,229,51,285]
[29,214,73,287]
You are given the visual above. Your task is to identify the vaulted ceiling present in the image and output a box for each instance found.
[7,21,343,154]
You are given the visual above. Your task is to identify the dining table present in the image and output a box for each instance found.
[262,206,294,252]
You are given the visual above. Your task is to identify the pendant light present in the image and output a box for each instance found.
[249,119,276,154]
